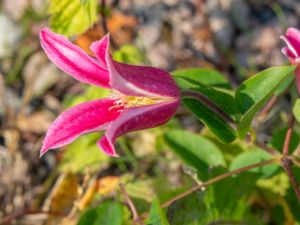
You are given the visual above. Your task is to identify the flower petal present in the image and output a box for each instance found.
[90,34,109,68]
[97,100,179,156]
[281,47,297,59]
[90,35,180,98]
[281,27,300,57]
[40,99,122,156]
[40,28,110,88]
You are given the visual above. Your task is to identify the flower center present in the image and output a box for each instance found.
[109,90,167,109]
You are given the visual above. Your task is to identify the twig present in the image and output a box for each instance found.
[281,157,300,203]
[279,113,300,202]
[253,140,280,156]
[258,95,279,122]
[120,183,145,225]
[283,115,295,155]
[161,157,280,208]
[258,77,294,122]
[0,210,66,225]
[181,90,236,129]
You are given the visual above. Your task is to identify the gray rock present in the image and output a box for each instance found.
[147,41,174,69]
[3,0,29,21]
[229,0,250,30]
[206,0,234,49]
[0,13,22,58]
[23,52,61,97]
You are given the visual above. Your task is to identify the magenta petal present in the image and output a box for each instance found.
[40,99,121,156]
[281,27,300,57]
[281,47,297,59]
[40,28,110,88]
[109,62,180,97]
[97,135,117,157]
[90,34,110,68]
[97,100,179,156]
[90,34,179,98]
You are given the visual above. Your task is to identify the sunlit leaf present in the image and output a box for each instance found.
[236,65,295,138]
[64,86,109,108]
[164,130,225,179]
[77,201,129,225]
[274,73,295,96]
[59,133,108,173]
[177,79,238,143]
[293,98,300,124]
[113,45,145,64]
[229,149,280,178]
[172,68,231,89]
[125,179,155,202]
[48,0,97,36]
[147,198,170,225]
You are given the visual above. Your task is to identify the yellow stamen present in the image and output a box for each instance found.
[109,90,168,109]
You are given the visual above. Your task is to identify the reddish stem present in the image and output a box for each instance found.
[283,116,295,155]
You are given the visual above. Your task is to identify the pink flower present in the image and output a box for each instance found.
[39,28,180,157]
[281,27,300,93]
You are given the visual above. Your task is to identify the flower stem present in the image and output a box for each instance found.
[279,114,300,202]
[181,90,236,128]
[283,115,295,155]
[120,183,145,225]
[281,157,300,203]
[253,140,280,156]
[161,157,280,208]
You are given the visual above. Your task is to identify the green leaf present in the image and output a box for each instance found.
[229,149,279,178]
[166,192,208,225]
[184,97,237,143]
[59,133,108,173]
[274,73,295,96]
[205,167,260,221]
[176,73,239,143]
[164,130,225,179]
[181,84,238,143]
[113,45,145,64]
[125,179,155,202]
[77,201,129,225]
[147,198,170,225]
[236,65,295,138]
[172,68,231,89]
[183,84,240,117]
[293,98,300,124]
[166,173,261,225]
[64,85,109,107]
[49,0,97,36]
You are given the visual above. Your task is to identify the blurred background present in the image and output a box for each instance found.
[1,0,300,224]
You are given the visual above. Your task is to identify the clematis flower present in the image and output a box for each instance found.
[39,28,180,157]
[281,27,300,93]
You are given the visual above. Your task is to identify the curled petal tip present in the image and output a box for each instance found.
[39,146,48,158]
[97,135,119,157]
[39,27,110,88]
[286,27,300,35]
